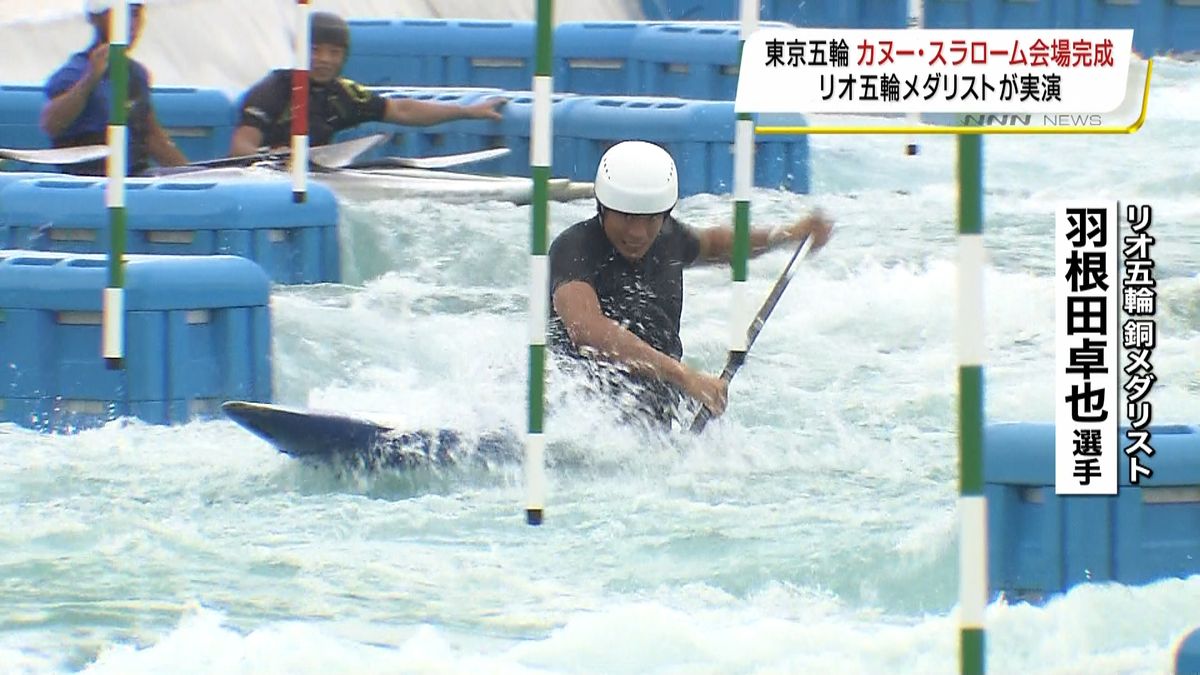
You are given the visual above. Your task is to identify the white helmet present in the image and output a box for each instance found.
[86,0,144,14]
[594,141,678,215]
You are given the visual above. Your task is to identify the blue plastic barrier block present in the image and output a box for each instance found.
[1164,2,1200,55]
[755,132,811,197]
[560,98,727,195]
[0,176,340,284]
[981,0,1058,28]
[454,91,582,178]
[339,88,503,161]
[923,0,1195,56]
[554,22,643,95]
[1076,0,1169,57]
[0,250,271,432]
[639,1,906,28]
[983,481,1060,596]
[1112,425,1200,587]
[763,0,906,28]
[0,84,44,147]
[922,0,974,29]
[345,20,534,89]
[1,173,58,248]
[630,24,745,100]
[151,88,234,162]
[335,88,583,180]
[558,97,809,197]
[835,0,908,28]
[639,0,716,21]
[924,0,1109,32]
[984,422,1200,603]
[627,21,797,100]
[0,171,57,204]
[0,85,52,173]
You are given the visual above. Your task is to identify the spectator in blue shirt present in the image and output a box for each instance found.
[40,0,187,176]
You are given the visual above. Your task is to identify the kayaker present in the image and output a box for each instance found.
[230,11,507,157]
[548,140,833,429]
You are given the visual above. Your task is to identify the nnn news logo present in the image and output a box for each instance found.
[963,114,1105,126]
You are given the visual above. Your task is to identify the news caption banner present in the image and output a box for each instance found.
[733,27,1155,675]
[1055,203,1158,495]
[732,28,1154,490]
[734,28,1150,132]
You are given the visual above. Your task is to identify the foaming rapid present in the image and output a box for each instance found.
[1,58,1198,675]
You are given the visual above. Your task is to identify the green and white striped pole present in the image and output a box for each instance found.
[103,0,130,370]
[730,0,757,369]
[957,133,986,675]
[525,0,552,526]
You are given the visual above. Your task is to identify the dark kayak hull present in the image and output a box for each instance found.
[221,401,520,469]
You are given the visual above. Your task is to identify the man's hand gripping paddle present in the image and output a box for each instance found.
[690,233,817,434]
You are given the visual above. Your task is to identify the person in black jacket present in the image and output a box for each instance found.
[549,141,833,428]
[230,11,506,156]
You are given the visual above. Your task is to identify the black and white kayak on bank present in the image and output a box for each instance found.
[2,137,594,205]
[163,164,594,205]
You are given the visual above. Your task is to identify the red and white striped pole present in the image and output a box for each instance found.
[291,0,310,203]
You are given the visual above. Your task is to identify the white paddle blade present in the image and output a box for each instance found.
[0,145,110,165]
[309,133,391,169]
[387,147,511,169]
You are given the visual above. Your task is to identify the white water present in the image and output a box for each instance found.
[1,3,1199,672]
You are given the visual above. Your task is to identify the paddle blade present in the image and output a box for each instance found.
[689,407,714,434]
[181,150,282,170]
[0,145,109,166]
[179,134,393,171]
[347,147,511,171]
[387,147,510,169]
[688,234,814,435]
[309,133,392,169]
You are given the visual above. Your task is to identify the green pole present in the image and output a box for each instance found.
[103,0,129,371]
[957,133,986,675]
[526,0,553,526]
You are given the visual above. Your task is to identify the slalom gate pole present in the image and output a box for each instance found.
[957,133,987,675]
[525,0,553,526]
[290,0,310,202]
[102,0,130,370]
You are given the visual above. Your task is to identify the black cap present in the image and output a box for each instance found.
[311,11,350,49]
